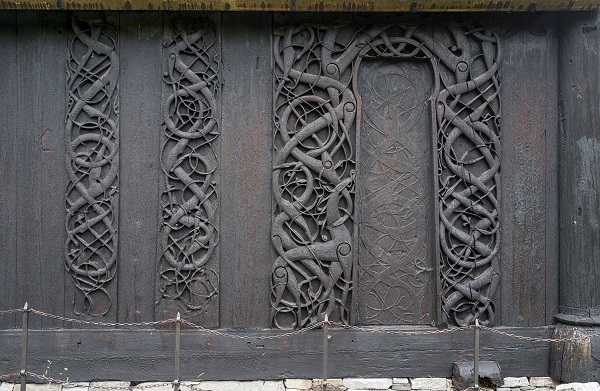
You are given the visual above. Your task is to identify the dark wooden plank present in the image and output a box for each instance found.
[36,13,69,329]
[544,15,560,326]
[15,11,45,329]
[0,326,552,380]
[219,12,274,328]
[0,11,18,329]
[117,12,163,324]
[499,14,559,326]
[556,11,600,323]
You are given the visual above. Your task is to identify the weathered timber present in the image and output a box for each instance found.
[550,10,600,383]
[0,326,553,381]
[118,12,163,324]
[556,11,600,327]
[220,12,274,328]
[0,11,19,329]
[0,0,599,11]
[36,12,69,329]
[15,12,69,329]
[499,13,560,326]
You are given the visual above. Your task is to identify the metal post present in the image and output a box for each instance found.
[20,302,29,391]
[173,312,181,391]
[322,314,329,390]
[474,319,480,389]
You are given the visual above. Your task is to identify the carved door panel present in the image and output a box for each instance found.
[356,59,436,325]
[270,23,501,329]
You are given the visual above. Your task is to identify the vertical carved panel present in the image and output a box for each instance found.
[356,60,435,325]
[158,17,220,321]
[65,16,119,316]
[272,23,501,328]
[271,27,357,329]
[436,26,501,327]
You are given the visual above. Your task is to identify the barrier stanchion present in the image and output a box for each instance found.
[173,313,181,391]
[322,314,329,389]
[20,303,29,391]
[474,319,480,389]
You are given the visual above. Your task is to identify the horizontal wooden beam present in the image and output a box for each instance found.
[0,326,553,381]
[0,0,599,11]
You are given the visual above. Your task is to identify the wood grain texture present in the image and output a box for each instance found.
[0,0,599,12]
[15,11,42,329]
[0,326,553,380]
[0,11,18,329]
[557,11,600,322]
[117,12,163,324]
[499,14,560,326]
[219,12,274,328]
[36,13,68,328]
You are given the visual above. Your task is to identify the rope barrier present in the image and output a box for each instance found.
[0,307,598,343]
[1,306,598,391]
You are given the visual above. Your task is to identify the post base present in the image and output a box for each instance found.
[550,323,600,382]
[452,361,503,389]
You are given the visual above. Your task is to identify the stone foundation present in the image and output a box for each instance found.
[2,377,589,391]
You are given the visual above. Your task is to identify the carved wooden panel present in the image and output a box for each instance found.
[158,16,220,323]
[356,60,435,325]
[436,25,501,327]
[271,26,357,329]
[65,16,119,317]
[271,23,501,328]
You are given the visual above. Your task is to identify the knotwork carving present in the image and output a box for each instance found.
[272,26,357,329]
[159,17,219,311]
[356,60,435,325]
[272,22,501,328]
[436,26,501,327]
[65,16,119,316]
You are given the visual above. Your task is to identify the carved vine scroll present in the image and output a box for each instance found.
[65,16,119,316]
[158,18,220,312]
[272,23,501,328]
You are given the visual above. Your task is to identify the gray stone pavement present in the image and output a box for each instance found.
[2,376,594,391]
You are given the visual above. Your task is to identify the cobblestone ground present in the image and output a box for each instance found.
[3,377,600,391]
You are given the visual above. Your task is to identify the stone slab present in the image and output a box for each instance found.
[557,383,600,391]
[343,378,392,389]
[133,383,172,391]
[530,377,559,388]
[195,381,285,391]
[503,378,529,388]
[90,382,130,391]
[284,379,312,389]
[0,384,15,391]
[391,378,410,391]
[22,384,62,391]
[411,378,450,390]
[63,382,90,391]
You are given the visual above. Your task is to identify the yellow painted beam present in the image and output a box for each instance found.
[0,0,598,12]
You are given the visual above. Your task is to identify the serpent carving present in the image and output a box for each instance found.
[158,18,220,311]
[65,16,119,316]
[272,23,500,328]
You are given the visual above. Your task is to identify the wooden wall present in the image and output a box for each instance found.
[0,10,563,379]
